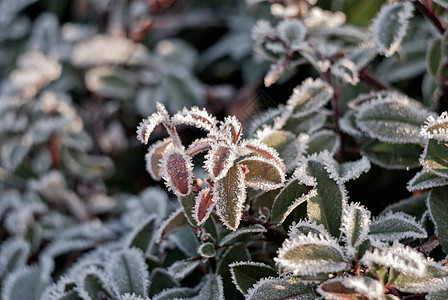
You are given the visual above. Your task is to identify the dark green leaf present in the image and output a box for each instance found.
[427,187,448,253]
[361,140,422,170]
[230,262,277,295]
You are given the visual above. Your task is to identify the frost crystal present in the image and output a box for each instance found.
[420,112,448,142]
[340,202,371,258]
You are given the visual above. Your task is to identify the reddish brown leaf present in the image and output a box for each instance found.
[205,144,236,180]
[162,148,193,196]
[145,138,174,180]
[194,188,214,225]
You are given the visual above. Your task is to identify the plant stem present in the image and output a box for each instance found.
[413,1,446,34]
[360,69,393,90]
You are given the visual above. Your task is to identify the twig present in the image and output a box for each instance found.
[413,1,446,34]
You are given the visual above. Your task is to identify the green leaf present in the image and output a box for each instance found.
[276,233,348,276]
[0,238,30,275]
[156,208,189,242]
[238,157,284,191]
[106,248,149,297]
[259,130,294,153]
[382,193,428,219]
[161,71,205,112]
[356,96,429,144]
[2,265,49,300]
[214,164,246,231]
[361,140,422,170]
[339,109,364,138]
[427,186,448,253]
[1,137,30,172]
[195,275,225,300]
[277,19,307,50]
[433,0,448,8]
[427,289,448,300]
[168,226,199,258]
[286,78,333,118]
[246,276,316,300]
[370,2,414,57]
[229,262,277,295]
[217,243,250,299]
[306,130,339,155]
[407,170,448,192]
[288,220,330,237]
[283,112,326,135]
[219,225,266,246]
[61,147,114,179]
[426,37,444,78]
[78,270,115,300]
[126,215,157,254]
[179,193,198,227]
[369,211,427,241]
[167,259,200,280]
[340,203,371,258]
[394,260,448,293]
[148,268,179,297]
[304,159,346,237]
[198,242,216,258]
[421,139,448,179]
[271,178,314,225]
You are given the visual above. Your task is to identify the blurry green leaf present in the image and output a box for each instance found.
[3,265,49,300]
[152,287,197,300]
[427,187,448,253]
[394,260,448,293]
[361,140,422,170]
[198,242,216,258]
[287,78,333,118]
[370,2,414,57]
[126,215,157,254]
[407,170,448,192]
[85,66,137,99]
[196,275,225,300]
[162,71,204,112]
[426,37,444,78]
[1,137,30,171]
[62,147,114,179]
[382,193,428,219]
[148,268,180,297]
[0,238,30,275]
[427,289,448,300]
[167,259,200,280]
[78,271,114,300]
[229,262,277,295]
[339,109,364,138]
[283,111,326,135]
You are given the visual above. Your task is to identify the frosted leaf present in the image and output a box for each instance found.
[214,164,246,231]
[331,58,360,86]
[167,259,200,280]
[427,289,448,300]
[246,276,316,300]
[370,211,427,241]
[121,293,150,300]
[277,19,307,51]
[198,242,216,258]
[356,95,432,144]
[241,139,285,171]
[155,208,188,242]
[152,287,197,300]
[251,19,277,41]
[340,202,371,258]
[219,224,266,246]
[339,109,365,138]
[246,106,284,137]
[194,274,225,300]
[361,140,422,170]
[348,45,378,71]
[72,35,149,67]
[420,139,448,179]
[394,260,448,293]
[106,248,149,298]
[125,215,157,255]
[186,137,213,156]
[204,144,237,180]
[136,112,165,145]
[306,129,340,156]
[239,156,285,191]
[168,226,200,258]
[160,148,193,197]
[347,90,392,109]
[76,266,115,300]
[426,37,444,78]
[288,219,330,238]
[407,170,448,192]
[172,106,217,132]
[427,187,448,253]
[420,112,448,143]
[230,261,277,295]
[220,115,243,144]
[322,156,371,184]
[145,138,174,180]
[305,7,346,28]
[360,243,427,276]
[1,136,31,171]
[85,66,137,99]
[317,276,384,299]
[0,238,30,276]
[275,232,348,276]
[286,78,333,118]
[370,2,414,57]
[2,264,50,300]
[271,180,317,225]
[264,60,285,87]
[193,188,215,226]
